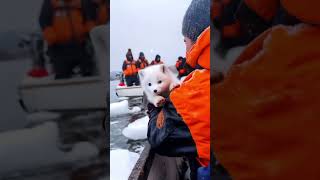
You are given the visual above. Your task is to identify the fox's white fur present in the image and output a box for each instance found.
[138,64,180,107]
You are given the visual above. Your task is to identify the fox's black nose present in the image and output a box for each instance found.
[154,90,157,93]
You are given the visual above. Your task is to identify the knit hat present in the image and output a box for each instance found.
[139,52,144,58]
[126,48,133,60]
[281,0,320,24]
[155,54,161,61]
[182,0,210,42]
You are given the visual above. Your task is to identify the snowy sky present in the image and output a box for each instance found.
[110,0,192,71]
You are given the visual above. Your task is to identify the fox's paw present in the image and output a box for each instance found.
[154,96,166,107]
[170,82,180,91]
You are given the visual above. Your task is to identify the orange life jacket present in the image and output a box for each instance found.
[244,0,280,22]
[213,23,320,179]
[170,27,210,167]
[138,59,148,70]
[96,1,108,25]
[123,60,138,76]
[43,0,86,45]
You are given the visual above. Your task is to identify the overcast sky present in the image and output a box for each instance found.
[110,0,192,71]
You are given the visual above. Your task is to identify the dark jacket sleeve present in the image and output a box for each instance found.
[82,0,98,21]
[136,60,141,69]
[39,0,53,30]
[147,98,198,157]
[122,61,127,71]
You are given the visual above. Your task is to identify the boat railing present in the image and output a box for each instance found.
[129,143,186,180]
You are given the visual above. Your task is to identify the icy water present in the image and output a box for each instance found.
[109,80,147,153]
[0,60,108,180]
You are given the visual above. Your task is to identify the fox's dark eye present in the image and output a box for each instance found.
[148,83,152,86]
[158,80,162,84]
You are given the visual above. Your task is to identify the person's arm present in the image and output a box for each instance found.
[136,60,141,69]
[39,0,56,45]
[147,98,198,157]
[39,0,53,29]
[122,61,127,71]
[82,0,98,32]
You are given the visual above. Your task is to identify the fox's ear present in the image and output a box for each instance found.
[159,64,165,73]
[138,70,144,80]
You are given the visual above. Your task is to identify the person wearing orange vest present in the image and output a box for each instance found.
[39,0,94,79]
[150,54,164,65]
[84,0,109,32]
[147,0,210,179]
[175,56,189,79]
[122,49,139,86]
[214,0,320,179]
[136,52,149,71]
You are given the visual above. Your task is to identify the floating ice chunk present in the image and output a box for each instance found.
[110,149,140,180]
[0,122,98,174]
[122,116,149,140]
[110,100,141,117]
[111,121,119,125]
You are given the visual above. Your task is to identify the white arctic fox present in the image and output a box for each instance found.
[138,64,180,107]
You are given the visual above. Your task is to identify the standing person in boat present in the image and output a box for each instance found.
[39,0,94,79]
[175,56,189,79]
[122,49,140,86]
[136,52,149,71]
[147,0,210,179]
[85,0,108,31]
[150,54,164,65]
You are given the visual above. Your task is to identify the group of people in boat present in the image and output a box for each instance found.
[119,49,165,87]
[120,48,192,86]
[28,0,108,79]
[213,0,320,179]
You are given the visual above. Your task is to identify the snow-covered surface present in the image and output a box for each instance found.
[110,149,140,180]
[110,100,141,117]
[0,122,99,174]
[26,111,61,124]
[122,116,149,140]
